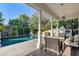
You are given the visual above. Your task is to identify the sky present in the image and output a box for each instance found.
[0,3,36,25]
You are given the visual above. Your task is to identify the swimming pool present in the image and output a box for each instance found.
[0,36,35,47]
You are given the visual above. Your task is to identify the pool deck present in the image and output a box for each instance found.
[0,37,79,56]
[0,39,38,56]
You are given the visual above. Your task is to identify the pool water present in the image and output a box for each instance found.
[1,37,33,47]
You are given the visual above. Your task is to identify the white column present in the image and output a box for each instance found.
[51,18,53,37]
[37,10,42,49]
[57,20,59,36]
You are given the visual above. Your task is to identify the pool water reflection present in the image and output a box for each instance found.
[0,35,37,47]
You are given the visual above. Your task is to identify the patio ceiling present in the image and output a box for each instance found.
[45,3,79,20]
[27,3,79,20]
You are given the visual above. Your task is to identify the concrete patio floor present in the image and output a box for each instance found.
[27,49,57,56]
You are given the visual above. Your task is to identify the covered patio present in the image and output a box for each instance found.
[0,3,79,56]
[26,3,79,56]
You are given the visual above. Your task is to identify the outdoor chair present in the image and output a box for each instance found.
[44,36,62,55]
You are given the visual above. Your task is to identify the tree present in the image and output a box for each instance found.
[58,20,66,28]
[0,26,4,32]
[63,18,78,29]
[41,17,50,31]
[57,18,78,29]
[30,14,38,33]
[9,14,30,35]
[52,21,57,28]
[0,12,4,24]
[30,13,51,33]
[18,14,30,35]
[0,12,5,32]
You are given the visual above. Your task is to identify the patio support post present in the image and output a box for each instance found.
[37,10,42,49]
[57,20,59,36]
[51,18,53,37]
